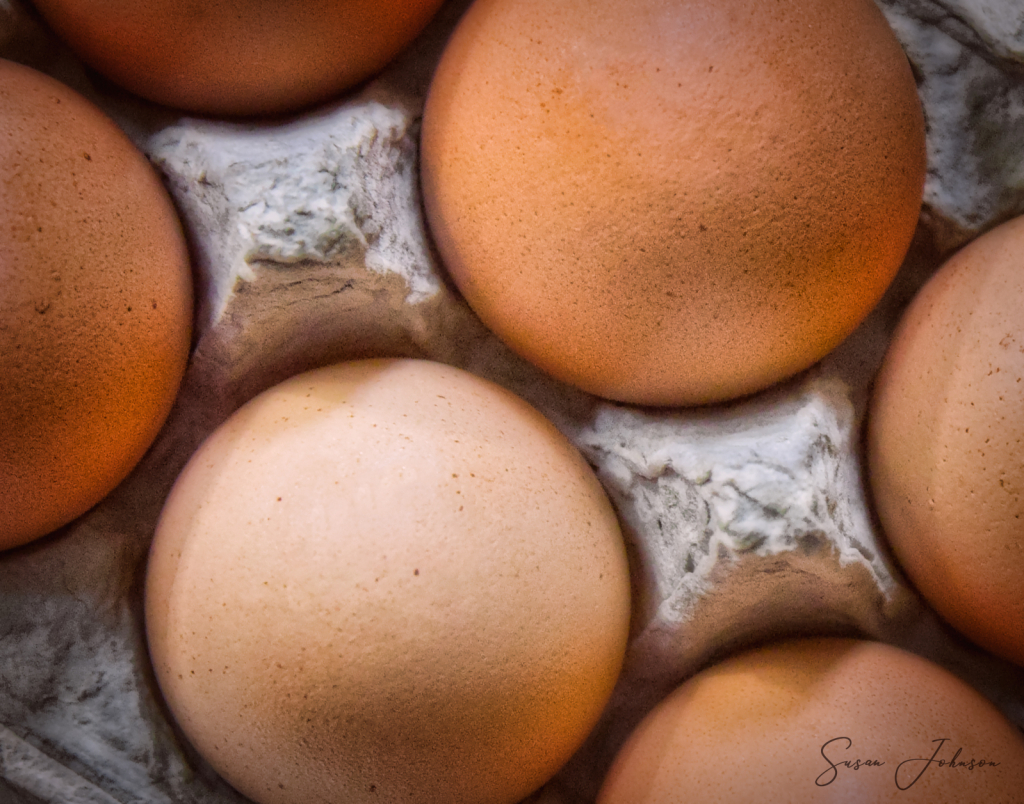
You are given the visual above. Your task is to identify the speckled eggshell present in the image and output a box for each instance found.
[598,638,1024,803]
[31,0,447,116]
[421,0,925,406]
[0,59,192,551]
[145,358,632,804]
[868,215,1024,668]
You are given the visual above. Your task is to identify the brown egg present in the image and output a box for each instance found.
[0,59,192,551]
[868,216,1024,667]
[31,0,447,116]
[145,358,631,804]
[421,0,925,406]
[598,638,1024,803]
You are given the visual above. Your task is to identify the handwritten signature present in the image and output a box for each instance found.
[816,737,1001,789]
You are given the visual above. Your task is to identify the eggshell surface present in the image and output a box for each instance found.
[421,0,926,406]
[31,0,447,116]
[0,59,192,550]
[868,216,1024,667]
[597,638,1024,803]
[145,358,632,804]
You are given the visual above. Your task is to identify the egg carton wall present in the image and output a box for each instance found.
[1,0,1023,803]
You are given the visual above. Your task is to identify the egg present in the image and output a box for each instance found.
[421,0,926,406]
[868,216,1024,668]
[30,0,447,116]
[0,59,192,551]
[598,638,1024,803]
[145,358,631,804]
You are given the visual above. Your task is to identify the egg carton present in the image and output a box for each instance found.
[1,0,1023,803]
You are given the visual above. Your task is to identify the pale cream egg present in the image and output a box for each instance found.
[145,358,632,804]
